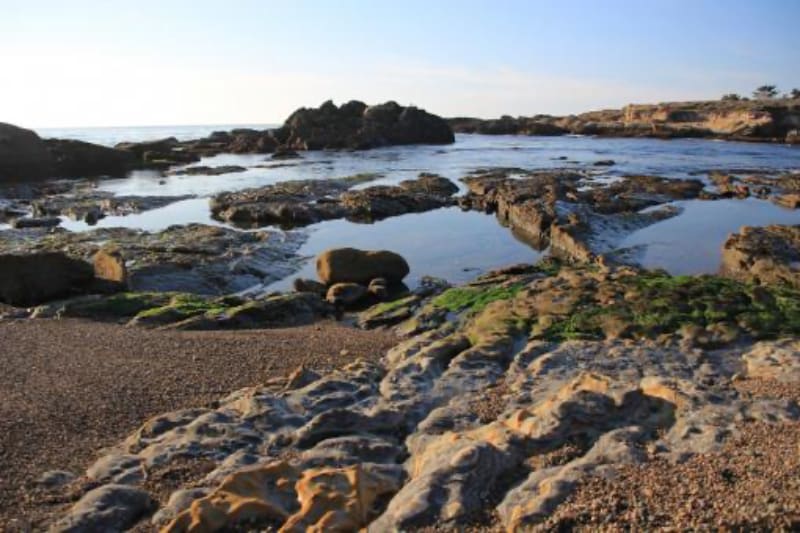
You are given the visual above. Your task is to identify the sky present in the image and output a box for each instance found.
[2,0,799,128]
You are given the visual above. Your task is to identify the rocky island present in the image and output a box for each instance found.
[1,96,800,532]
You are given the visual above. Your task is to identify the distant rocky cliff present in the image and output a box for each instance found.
[449,99,800,144]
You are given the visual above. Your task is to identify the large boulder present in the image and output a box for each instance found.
[276,100,454,150]
[44,139,136,178]
[0,252,95,306]
[316,248,409,285]
[0,122,53,182]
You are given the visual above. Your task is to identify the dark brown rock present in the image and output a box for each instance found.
[0,252,94,306]
[275,100,454,150]
[44,139,137,178]
[0,123,54,182]
[317,248,410,285]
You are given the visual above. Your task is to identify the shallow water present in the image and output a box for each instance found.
[266,207,543,292]
[12,128,800,286]
[620,198,800,274]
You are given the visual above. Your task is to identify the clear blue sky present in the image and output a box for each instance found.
[2,0,798,127]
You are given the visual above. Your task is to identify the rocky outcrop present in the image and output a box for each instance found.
[0,122,144,182]
[450,98,800,143]
[43,139,137,178]
[0,122,53,182]
[459,169,699,262]
[0,251,94,306]
[721,224,800,289]
[42,262,800,531]
[0,224,306,297]
[274,100,454,150]
[317,248,410,285]
[211,173,458,227]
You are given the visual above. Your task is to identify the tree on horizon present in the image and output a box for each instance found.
[791,88,800,99]
[753,85,779,99]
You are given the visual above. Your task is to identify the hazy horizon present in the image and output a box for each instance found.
[4,0,799,129]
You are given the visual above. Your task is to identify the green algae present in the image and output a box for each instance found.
[432,283,524,314]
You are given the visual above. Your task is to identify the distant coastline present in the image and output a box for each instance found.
[448,97,800,144]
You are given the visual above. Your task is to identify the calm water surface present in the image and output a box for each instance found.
[17,127,800,286]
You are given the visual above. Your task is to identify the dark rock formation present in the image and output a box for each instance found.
[211,173,458,228]
[459,169,701,262]
[0,123,53,182]
[274,100,454,150]
[44,139,136,178]
[0,251,94,306]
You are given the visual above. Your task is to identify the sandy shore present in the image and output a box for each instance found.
[0,318,397,527]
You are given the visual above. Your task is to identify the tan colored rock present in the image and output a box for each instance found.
[93,247,128,285]
[316,248,409,285]
[163,462,300,532]
[163,462,399,533]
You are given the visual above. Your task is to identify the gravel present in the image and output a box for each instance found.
[0,318,397,527]
[541,377,800,530]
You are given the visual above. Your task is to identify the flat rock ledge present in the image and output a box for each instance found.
[42,263,800,531]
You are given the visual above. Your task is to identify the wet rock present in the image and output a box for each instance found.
[0,252,94,306]
[293,277,327,296]
[51,484,154,532]
[211,173,457,227]
[721,224,800,289]
[326,282,368,307]
[271,147,301,159]
[275,99,454,150]
[339,179,457,221]
[593,159,615,166]
[210,174,377,226]
[167,165,247,176]
[399,173,459,196]
[9,217,60,229]
[460,169,696,262]
[30,188,193,222]
[317,248,409,285]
